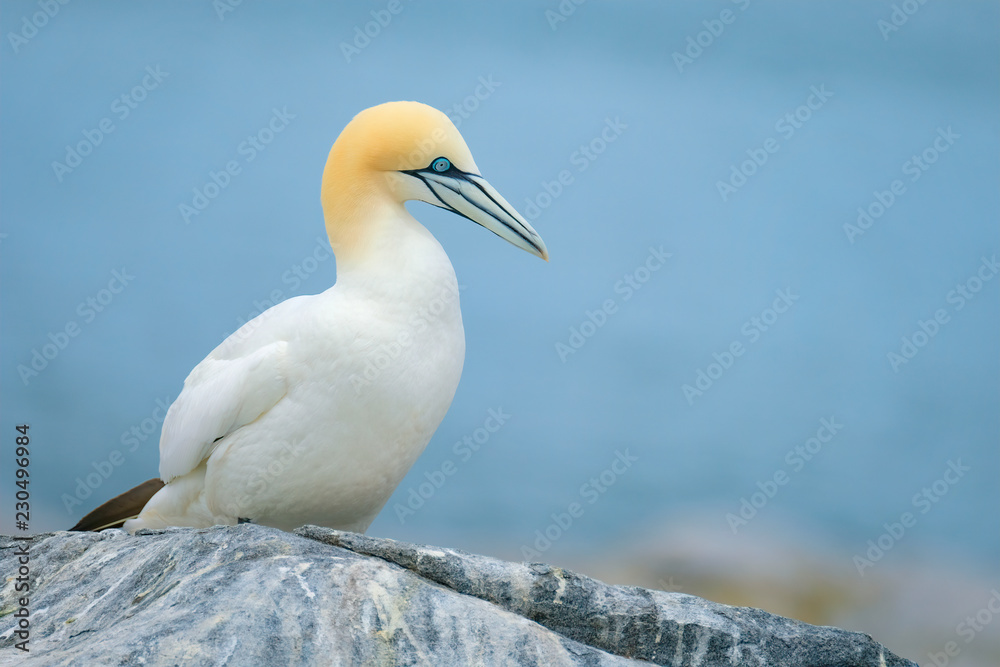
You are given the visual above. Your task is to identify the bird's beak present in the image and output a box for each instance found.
[404,168,548,261]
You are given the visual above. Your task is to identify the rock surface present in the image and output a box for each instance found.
[0,525,915,666]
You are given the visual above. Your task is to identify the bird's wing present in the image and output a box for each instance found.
[158,340,289,482]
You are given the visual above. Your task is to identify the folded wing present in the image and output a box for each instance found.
[159,340,289,482]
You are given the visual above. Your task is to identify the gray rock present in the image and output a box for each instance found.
[0,525,915,666]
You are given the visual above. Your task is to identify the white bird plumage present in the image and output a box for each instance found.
[114,101,547,534]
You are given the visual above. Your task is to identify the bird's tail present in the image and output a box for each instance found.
[70,478,165,531]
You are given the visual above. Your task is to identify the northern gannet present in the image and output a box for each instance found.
[72,101,547,533]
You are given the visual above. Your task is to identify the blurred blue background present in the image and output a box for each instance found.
[2,1,997,662]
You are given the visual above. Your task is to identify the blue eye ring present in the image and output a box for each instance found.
[431,157,451,173]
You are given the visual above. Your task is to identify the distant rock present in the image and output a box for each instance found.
[1,525,915,666]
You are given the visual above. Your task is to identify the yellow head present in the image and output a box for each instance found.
[321,101,547,261]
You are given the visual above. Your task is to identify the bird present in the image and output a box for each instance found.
[71,101,547,534]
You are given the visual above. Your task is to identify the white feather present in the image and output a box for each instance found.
[159,340,289,482]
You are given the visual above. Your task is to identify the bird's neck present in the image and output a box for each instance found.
[327,202,459,313]
[322,179,394,266]
[321,157,459,313]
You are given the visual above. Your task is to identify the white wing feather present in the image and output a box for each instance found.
[159,340,289,482]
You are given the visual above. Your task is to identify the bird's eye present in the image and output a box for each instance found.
[431,157,451,173]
